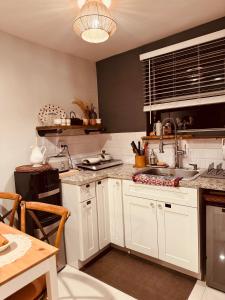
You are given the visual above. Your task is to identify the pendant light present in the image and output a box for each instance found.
[74,0,117,44]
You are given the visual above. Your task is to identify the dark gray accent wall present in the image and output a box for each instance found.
[97,17,225,133]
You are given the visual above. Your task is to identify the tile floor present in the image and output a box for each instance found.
[58,265,225,300]
[82,248,195,300]
[189,280,225,300]
[58,265,136,300]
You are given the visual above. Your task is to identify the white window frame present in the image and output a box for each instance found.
[140,29,225,112]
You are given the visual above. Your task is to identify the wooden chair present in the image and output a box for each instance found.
[7,201,70,300]
[0,192,22,227]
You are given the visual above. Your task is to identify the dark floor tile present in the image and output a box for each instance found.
[82,249,196,300]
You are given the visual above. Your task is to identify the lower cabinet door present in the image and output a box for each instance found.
[96,179,110,249]
[157,201,199,273]
[79,197,99,261]
[108,179,125,247]
[123,195,158,258]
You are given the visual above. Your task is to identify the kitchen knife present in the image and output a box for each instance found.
[138,141,141,155]
[131,141,139,155]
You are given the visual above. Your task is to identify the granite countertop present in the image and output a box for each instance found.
[180,176,225,191]
[61,164,225,192]
[61,164,148,186]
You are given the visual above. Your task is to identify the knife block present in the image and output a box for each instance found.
[134,155,146,168]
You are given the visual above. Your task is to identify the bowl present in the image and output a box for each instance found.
[0,241,11,253]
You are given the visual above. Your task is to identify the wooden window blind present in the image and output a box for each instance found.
[142,36,225,108]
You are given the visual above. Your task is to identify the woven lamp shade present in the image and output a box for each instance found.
[74,0,117,43]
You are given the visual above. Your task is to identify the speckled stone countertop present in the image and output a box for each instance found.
[180,176,225,191]
[61,164,149,186]
[61,164,225,191]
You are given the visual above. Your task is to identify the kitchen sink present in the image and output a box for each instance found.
[141,167,200,180]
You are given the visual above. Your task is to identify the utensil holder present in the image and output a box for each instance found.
[135,155,146,168]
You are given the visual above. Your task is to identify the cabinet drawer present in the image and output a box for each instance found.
[123,180,198,208]
[80,182,96,202]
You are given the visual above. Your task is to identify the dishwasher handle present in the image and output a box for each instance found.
[204,193,225,206]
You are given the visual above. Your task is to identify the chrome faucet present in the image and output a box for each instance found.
[159,117,186,168]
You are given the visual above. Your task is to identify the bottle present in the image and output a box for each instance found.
[150,149,157,165]
[145,144,150,165]
[156,120,162,136]
[164,121,172,135]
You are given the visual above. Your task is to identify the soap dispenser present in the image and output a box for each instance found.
[150,149,157,165]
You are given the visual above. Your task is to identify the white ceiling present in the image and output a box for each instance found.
[0,0,224,62]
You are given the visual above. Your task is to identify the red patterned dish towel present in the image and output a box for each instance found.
[132,173,182,187]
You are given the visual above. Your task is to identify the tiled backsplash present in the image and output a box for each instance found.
[44,132,224,169]
[99,132,224,169]
[181,139,224,169]
[43,134,103,163]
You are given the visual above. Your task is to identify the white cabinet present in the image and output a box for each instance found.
[62,183,99,266]
[157,201,199,272]
[123,195,158,258]
[63,178,199,274]
[96,179,110,249]
[62,180,111,267]
[79,197,99,261]
[122,180,199,273]
[108,179,125,247]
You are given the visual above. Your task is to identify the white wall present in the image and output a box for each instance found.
[0,30,98,191]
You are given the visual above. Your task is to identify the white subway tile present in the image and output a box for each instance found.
[44,133,224,167]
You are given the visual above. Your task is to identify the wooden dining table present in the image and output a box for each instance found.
[0,222,58,300]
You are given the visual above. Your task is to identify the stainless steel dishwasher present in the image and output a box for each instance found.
[205,190,225,292]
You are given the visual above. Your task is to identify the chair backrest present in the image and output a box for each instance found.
[20,201,70,248]
[0,192,22,226]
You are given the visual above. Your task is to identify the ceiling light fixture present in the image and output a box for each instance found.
[74,0,117,44]
[77,0,111,8]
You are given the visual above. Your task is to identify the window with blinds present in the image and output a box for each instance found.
[142,35,225,109]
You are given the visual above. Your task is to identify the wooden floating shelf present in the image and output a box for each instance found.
[142,135,192,141]
[142,134,225,141]
[36,125,104,137]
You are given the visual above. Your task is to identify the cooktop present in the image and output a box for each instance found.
[76,159,123,171]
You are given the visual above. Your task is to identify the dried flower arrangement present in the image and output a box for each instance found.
[72,99,97,119]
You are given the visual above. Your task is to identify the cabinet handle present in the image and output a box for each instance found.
[86,184,90,188]
[165,203,171,208]
[87,200,91,205]
[158,204,163,209]
[98,181,101,185]
[150,203,155,208]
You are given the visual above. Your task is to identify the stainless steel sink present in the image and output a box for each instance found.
[141,167,200,180]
